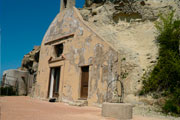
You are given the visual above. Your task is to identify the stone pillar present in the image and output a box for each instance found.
[49,69,55,98]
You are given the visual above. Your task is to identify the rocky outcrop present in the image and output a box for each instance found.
[85,0,106,7]
[80,0,180,104]
[19,46,40,75]
[18,46,40,97]
[82,0,180,22]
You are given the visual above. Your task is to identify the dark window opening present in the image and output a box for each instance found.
[55,44,63,57]
[64,0,67,8]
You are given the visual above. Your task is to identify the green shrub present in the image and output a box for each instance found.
[163,100,178,114]
[163,89,180,115]
[141,11,180,115]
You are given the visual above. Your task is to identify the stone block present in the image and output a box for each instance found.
[102,102,133,120]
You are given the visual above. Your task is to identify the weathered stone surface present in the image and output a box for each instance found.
[85,0,106,7]
[2,69,34,95]
[20,46,40,74]
[102,102,133,119]
[82,0,180,23]
[34,4,122,106]
[79,0,180,104]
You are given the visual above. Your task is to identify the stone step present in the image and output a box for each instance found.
[69,100,88,106]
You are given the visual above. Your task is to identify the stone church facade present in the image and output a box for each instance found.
[34,0,123,106]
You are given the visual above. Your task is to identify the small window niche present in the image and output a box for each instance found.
[60,0,75,12]
[54,44,64,57]
[63,0,67,8]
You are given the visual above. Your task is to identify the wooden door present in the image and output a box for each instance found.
[53,67,60,98]
[80,66,89,99]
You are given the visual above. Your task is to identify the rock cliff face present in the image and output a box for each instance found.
[83,0,180,22]
[18,46,40,96]
[80,0,180,103]
[19,46,40,75]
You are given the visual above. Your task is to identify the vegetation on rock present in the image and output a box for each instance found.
[141,11,180,116]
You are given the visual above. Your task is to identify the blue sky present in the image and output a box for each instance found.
[1,0,85,77]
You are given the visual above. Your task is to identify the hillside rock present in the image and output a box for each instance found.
[82,0,180,23]
[85,0,106,7]
[80,0,180,103]
[19,46,40,75]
